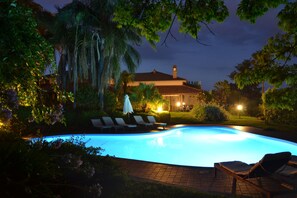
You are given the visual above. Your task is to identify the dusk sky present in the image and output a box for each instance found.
[35,0,283,90]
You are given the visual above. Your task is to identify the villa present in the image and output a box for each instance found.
[128,65,201,111]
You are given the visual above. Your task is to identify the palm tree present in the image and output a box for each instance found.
[44,0,141,109]
[88,0,141,109]
[130,83,165,112]
[52,1,93,108]
[114,70,134,101]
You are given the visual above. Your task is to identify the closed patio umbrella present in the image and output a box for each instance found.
[123,94,133,115]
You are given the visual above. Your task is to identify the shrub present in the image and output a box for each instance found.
[63,109,107,130]
[151,111,171,123]
[104,90,117,114]
[75,85,99,110]
[191,104,229,122]
[0,131,127,197]
[265,109,297,125]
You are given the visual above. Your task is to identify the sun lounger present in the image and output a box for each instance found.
[288,155,297,167]
[214,152,294,197]
[274,163,297,191]
[133,115,153,127]
[115,118,137,129]
[147,115,167,129]
[102,116,125,132]
[91,119,112,132]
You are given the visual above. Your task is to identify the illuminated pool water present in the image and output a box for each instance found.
[42,126,297,167]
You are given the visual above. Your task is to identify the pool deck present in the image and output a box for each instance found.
[115,158,296,197]
[112,125,297,197]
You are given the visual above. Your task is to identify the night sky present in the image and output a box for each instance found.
[35,0,282,90]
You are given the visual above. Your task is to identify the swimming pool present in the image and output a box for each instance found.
[42,126,297,167]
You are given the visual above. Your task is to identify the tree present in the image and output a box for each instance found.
[114,70,135,107]
[230,59,263,116]
[0,0,70,129]
[233,1,297,111]
[114,0,229,45]
[211,80,231,109]
[46,0,141,110]
[195,89,211,105]
[234,37,297,111]
[236,0,287,23]
[230,59,265,95]
[0,1,51,88]
[130,83,165,112]
[211,79,261,116]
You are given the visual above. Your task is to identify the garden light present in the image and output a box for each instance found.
[157,106,163,112]
[237,105,243,111]
[237,104,243,118]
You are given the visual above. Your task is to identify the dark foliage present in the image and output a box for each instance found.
[192,104,229,122]
[265,109,297,125]
[0,132,124,197]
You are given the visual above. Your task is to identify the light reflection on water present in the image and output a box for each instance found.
[42,126,297,167]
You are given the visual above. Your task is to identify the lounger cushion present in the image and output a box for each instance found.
[218,161,253,176]
[288,155,297,167]
[247,152,291,178]
[216,152,292,178]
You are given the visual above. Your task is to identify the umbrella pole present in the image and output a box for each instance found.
[127,113,130,123]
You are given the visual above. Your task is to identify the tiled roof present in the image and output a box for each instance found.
[134,70,185,81]
[155,85,200,95]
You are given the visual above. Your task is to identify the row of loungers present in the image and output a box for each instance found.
[214,152,297,197]
[134,115,167,129]
[91,115,167,132]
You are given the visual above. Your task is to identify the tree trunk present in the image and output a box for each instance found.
[261,81,267,124]
[97,47,104,110]
[73,25,79,109]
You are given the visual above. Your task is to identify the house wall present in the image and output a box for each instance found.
[164,94,198,111]
[128,80,186,86]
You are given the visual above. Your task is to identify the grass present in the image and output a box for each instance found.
[169,112,297,133]
[170,112,199,124]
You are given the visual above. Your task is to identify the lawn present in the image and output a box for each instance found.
[170,112,297,134]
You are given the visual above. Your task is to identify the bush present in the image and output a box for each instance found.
[75,85,99,110]
[265,109,297,125]
[191,104,229,122]
[63,109,107,130]
[0,132,97,197]
[0,131,130,197]
[104,90,117,114]
[151,111,171,123]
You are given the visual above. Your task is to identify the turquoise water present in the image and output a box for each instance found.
[42,126,297,167]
